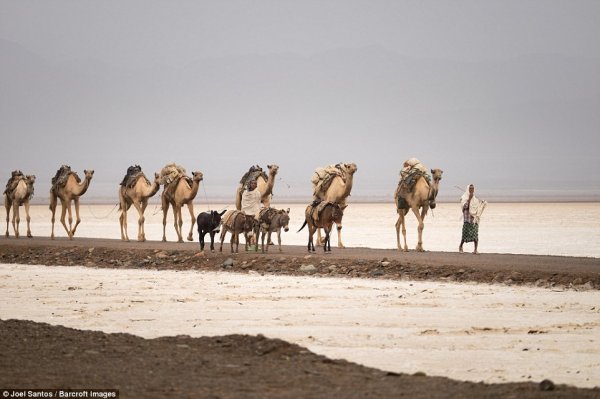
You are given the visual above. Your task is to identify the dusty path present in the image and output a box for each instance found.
[1,236,599,288]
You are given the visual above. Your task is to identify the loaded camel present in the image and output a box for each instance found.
[394,168,443,252]
[119,170,161,242]
[161,171,203,243]
[312,163,357,248]
[298,201,345,253]
[235,164,279,210]
[50,168,94,240]
[4,172,36,238]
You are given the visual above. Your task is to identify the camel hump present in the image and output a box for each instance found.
[311,164,347,196]
[398,161,431,197]
[4,170,25,195]
[121,165,146,188]
[159,163,187,185]
[51,165,78,189]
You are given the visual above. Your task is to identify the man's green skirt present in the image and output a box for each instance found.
[462,222,478,242]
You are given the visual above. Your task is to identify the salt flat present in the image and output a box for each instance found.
[1,263,598,388]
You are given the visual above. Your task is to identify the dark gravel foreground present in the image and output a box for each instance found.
[1,319,599,398]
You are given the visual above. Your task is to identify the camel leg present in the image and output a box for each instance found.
[119,210,128,241]
[11,202,20,238]
[59,199,71,239]
[4,198,10,238]
[49,193,57,239]
[186,203,195,242]
[139,200,149,242]
[317,228,323,245]
[336,222,344,248]
[119,201,130,241]
[395,215,402,251]
[412,206,425,252]
[161,197,169,242]
[70,198,82,238]
[24,201,32,238]
[132,201,145,242]
[174,205,183,243]
[400,211,409,252]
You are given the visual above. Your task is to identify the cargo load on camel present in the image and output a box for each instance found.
[159,163,190,186]
[394,158,432,210]
[4,170,24,196]
[239,165,268,187]
[311,164,348,198]
[120,165,146,188]
[51,165,79,194]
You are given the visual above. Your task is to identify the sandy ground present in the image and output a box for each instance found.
[1,263,599,389]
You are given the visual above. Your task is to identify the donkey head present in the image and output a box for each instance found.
[278,208,290,232]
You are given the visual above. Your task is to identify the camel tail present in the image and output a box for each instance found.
[297,220,307,233]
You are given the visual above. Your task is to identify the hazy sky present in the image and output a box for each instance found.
[1,1,599,202]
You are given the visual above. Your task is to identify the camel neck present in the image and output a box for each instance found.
[73,177,91,196]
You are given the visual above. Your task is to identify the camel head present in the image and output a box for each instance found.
[341,163,357,175]
[431,169,443,183]
[83,170,95,180]
[25,175,36,184]
[153,172,160,182]
[192,171,204,182]
[267,164,279,175]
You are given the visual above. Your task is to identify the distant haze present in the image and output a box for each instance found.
[1,1,599,203]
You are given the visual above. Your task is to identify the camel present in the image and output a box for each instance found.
[161,171,203,243]
[50,169,94,240]
[313,163,357,248]
[235,164,279,210]
[395,168,443,252]
[298,201,345,253]
[4,174,36,238]
[119,171,161,242]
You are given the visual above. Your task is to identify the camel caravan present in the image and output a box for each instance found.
[3,157,445,254]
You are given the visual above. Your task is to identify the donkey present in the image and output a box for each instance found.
[219,210,256,253]
[258,208,290,253]
[196,210,226,252]
[298,201,345,252]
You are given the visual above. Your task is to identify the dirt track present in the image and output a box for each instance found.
[1,237,600,398]
[1,236,599,289]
